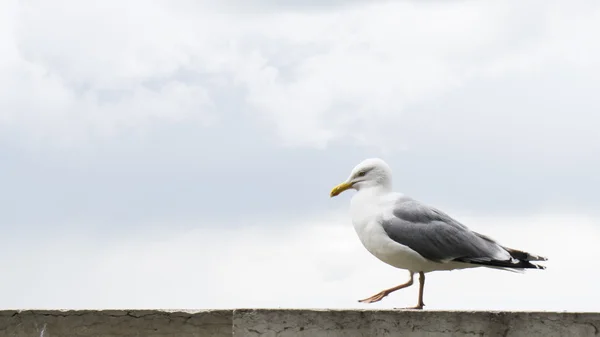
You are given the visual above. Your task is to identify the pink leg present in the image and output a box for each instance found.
[358,272,414,304]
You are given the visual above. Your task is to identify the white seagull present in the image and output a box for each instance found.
[330,158,547,309]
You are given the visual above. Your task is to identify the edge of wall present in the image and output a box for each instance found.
[1,309,598,337]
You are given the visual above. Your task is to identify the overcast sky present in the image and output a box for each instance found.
[1,0,599,312]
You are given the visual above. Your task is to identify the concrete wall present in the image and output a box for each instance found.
[1,309,598,337]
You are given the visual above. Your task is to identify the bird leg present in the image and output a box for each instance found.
[358,273,414,304]
[396,271,426,310]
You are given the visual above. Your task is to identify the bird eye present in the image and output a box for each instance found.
[357,171,367,177]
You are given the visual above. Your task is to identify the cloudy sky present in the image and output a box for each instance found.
[1,0,599,311]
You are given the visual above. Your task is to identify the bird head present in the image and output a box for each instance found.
[330,158,393,197]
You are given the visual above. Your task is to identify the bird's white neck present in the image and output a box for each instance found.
[355,183,392,196]
[350,185,392,218]
[350,185,393,232]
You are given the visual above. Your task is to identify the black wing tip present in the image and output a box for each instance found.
[522,253,548,262]
[454,257,547,270]
[504,247,548,262]
[523,261,546,270]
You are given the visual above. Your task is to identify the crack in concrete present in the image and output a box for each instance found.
[39,323,47,337]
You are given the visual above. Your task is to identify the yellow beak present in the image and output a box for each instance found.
[330,181,354,197]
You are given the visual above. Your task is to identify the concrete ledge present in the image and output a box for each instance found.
[1,309,598,337]
[0,310,231,337]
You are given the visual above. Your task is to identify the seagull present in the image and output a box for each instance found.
[329,158,547,309]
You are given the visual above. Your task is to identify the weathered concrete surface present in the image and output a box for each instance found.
[233,309,600,337]
[0,309,598,337]
[0,310,232,337]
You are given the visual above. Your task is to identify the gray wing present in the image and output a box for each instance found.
[381,197,543,268]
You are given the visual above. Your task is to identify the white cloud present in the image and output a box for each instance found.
[3,209,598,311]
[3,1,599,151]
[1,0,219,147]
[227,1,600,149]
